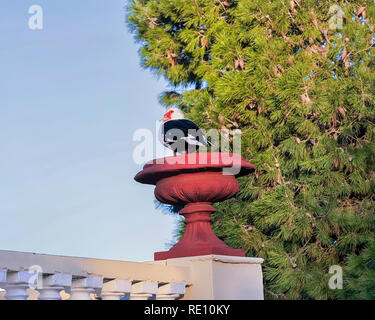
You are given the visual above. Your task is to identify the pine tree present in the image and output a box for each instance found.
[338,238,375,299]
[127,0,375,299]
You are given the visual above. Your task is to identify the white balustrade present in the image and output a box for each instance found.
[101,279,132,300]
[130,281,158,300]
[38,273,72,300]
[0,270,37,300]
[70,277,103,300]
[157,282,186,300]
[0,250,265,300]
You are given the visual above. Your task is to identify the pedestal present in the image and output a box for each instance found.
[157,255,264,300]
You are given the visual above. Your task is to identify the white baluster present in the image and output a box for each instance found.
[38,274,72,300]
[130,281,158,300]
[157,282,186,300]
[0,271,36,300]
[70,277,102,300]
[101,279,131,300]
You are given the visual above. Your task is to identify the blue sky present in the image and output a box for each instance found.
[0,0,178,261]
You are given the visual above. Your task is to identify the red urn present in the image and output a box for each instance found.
[134,152,255,260]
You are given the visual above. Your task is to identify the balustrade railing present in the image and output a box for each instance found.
[0,250,264,300]
[0,250,189,300]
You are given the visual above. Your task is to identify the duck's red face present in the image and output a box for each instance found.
[162,110,174,121]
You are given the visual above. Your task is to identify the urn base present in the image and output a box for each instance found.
[154,202,245,261]
[155,247,245,261]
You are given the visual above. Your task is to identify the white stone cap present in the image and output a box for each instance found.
[0,270,6,283]
[154,255,264,265]
[0,250,190,284]
[72,277,103,289]
[0,270,38,285]
[102,279,132,293]
[43,273,72,287]
[131,281,158,294]
[158,282,186,295]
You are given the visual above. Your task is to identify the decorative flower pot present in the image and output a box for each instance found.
[134,152,255,260]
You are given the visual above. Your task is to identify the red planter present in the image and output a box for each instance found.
[134,152,255,260]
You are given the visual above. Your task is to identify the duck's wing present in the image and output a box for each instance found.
[162,120,211,147]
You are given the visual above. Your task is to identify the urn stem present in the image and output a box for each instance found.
[154,201,245,260]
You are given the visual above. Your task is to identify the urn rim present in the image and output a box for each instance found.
[134,152,255,185]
